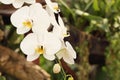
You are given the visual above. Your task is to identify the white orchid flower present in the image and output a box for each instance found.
[57,15,70,38]
[56,41,76,64]
[20,33,61,61]
[49,15,70,40]
[46,5,69,40]
[45,0,60,13]
[0,0,35,8]
[10,3,50,34]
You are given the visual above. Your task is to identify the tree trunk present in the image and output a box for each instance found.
[0,45,50,80]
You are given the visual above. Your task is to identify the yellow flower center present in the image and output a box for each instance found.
[23,20,33,28]
[35,46,44,54]
[63,32,70,37]
[53,6,59,11]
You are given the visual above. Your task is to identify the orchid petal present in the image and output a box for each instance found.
[24,0,35,4]
[20,33,38,55]
[66,41,76,58]
[12,0,24,8]
[46,4,59,28]
[43,54,55,60]
[11,6,29,28]
[44,33,61,55]
[45,5,55,17]
[58,15,65,28]
[56,49,66,59]
[30,3,50,33]
[63,55,75,64]
[45,0,59,13]
[26,53,40,61]
[16,27,30,34]
[0,0,13,4]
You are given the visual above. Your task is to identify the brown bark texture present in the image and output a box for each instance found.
[0,45,50,80]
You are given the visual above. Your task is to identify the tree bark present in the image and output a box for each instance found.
[0,45,50,80]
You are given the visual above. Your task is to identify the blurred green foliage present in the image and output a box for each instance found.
[0,76,6,80]
[57,0,120,80]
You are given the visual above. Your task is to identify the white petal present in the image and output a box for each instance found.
[43,54,55,60]
[44,33,61,55]
[48,14,61,38]
[46,5,58,26]
[45,0,53,9]
[45,5,55,17]
[66,41,76,58]
[26,53,40,61]
[10,6,29,28]
[12,0,24,8]
[51,2,60,13]
[24,0,35,4]
[56,49,66,59]
[29,3,50,33]
[32,22,48,34]
[16,27,30,34]
[58,15,69,39]
[20,33,38,55]
[58,15,65,28]
[0,0,13,4]
[46,6,62,38]
[52,24,63,39]
[56,43,75,64]
[63,55,75,64]
[50,16,68,39]
[45,0,59,13]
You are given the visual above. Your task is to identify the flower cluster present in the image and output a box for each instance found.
[0,0,76,65]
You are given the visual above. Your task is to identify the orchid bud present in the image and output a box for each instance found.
[53,63,61,73]
[67,76,74,80]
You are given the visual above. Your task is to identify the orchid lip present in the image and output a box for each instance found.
[22,19,33,28]
[35,46,45,54]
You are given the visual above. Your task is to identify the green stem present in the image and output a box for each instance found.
[84,0,93,11]
[55,55,67,80]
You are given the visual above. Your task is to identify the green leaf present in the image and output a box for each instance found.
[93,0,100,11]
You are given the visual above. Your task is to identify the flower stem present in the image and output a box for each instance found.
[55,55,67,80]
